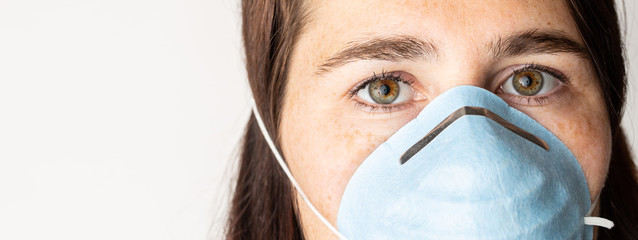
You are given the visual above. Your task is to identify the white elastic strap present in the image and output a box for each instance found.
[585,193,601,216]
[249,96,347,240]
[583,188,614,229]
[251,95,614,235]
[584,217,614,229]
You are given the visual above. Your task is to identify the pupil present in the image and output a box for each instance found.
[379,84,391,96]
[368,79,399,104]
[519,76,532,87]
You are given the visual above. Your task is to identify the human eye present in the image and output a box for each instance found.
[348,71,423,113]
[498,64,568,106]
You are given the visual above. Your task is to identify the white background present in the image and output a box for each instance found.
[0,0,636,239]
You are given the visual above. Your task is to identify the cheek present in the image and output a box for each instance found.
[522,90,611,202]
[280,115,386,223]
[280,88,417,225]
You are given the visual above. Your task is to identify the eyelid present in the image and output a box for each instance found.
[498,63,569,87]
[515,64,568,84]
[347,71,414,97]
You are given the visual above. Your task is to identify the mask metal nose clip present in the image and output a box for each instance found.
[400,106,549,165]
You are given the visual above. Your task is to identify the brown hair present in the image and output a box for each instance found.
[226,0,638,239]
[226,0,307,239]
[567,1,638,238]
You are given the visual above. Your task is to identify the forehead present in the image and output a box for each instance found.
[298,0,580,67]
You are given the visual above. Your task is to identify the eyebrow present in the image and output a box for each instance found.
[315,35,438,75]
[487,29,588,59]
[315,29,588,75]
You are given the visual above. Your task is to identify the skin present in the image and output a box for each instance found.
[279,0,611,239]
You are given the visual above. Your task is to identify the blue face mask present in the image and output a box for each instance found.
[250,85,613,240]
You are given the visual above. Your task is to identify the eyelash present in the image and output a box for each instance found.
[512,63,568,83]
[347,71,416,113]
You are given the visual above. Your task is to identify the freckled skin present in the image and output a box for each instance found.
[280,0,611,239]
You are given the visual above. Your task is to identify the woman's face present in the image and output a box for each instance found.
[280,0,611,238]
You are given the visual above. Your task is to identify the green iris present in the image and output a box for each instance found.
[512,70,544,96]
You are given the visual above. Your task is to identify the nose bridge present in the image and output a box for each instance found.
[428,58,494,97]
